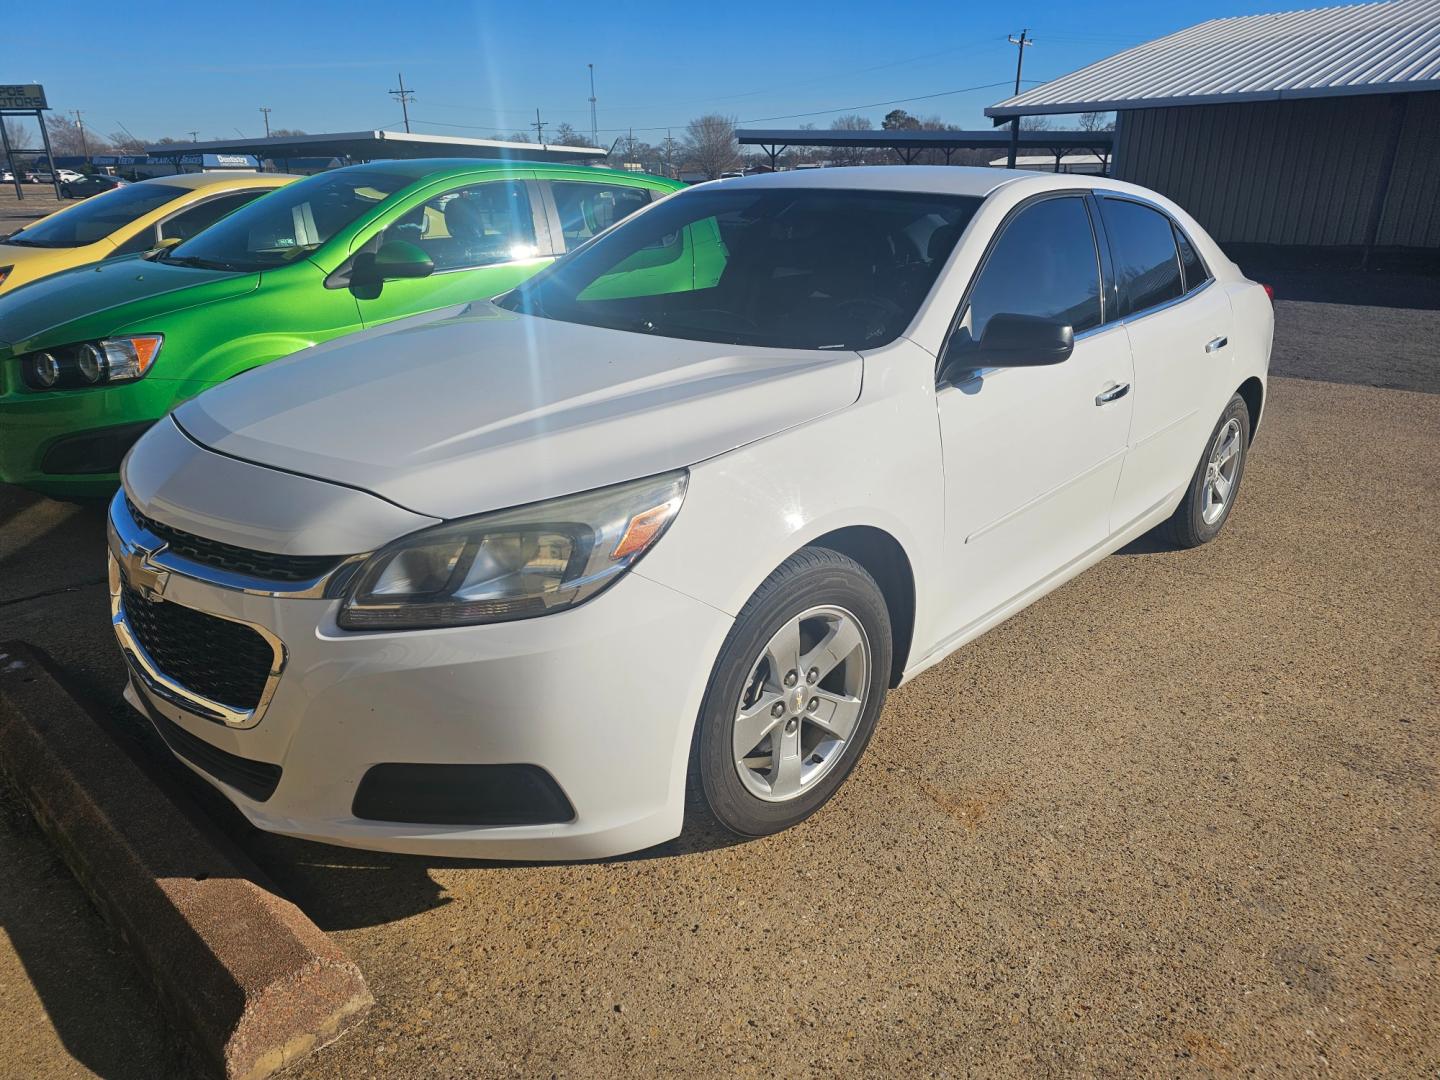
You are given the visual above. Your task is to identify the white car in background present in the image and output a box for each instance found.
[112,167,1273,859]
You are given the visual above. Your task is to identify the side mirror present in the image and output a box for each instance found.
[939,314,1074,386]
[364,239,434,283]
[977,314,1074,367]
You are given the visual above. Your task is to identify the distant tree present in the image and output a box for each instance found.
[553,122,590,147]
[1019,115,1053,131]
[269,128,308,138]
[3,118,33,150]
[829,114,873,167]
[107,131,147,154]
[1078,111,1115,132]
[683,114,739,179]
[41,113,111,157]
[882,109,921,131]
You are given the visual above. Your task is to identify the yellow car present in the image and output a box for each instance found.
[0,172,296,295]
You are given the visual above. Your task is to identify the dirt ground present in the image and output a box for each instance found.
[0,259,1436,1076]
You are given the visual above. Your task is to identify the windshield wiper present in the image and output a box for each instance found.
[2,237,65,248]
[160,253,242,271]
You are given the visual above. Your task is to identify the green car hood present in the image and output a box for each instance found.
[0,257,258,350]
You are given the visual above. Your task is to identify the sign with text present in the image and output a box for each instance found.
[0,84,48,110]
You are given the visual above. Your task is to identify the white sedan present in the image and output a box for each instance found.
[112,166,1272,859]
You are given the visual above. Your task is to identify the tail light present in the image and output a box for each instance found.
[1261,283,1275,302]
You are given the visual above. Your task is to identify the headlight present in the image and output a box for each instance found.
[18,335,162,390]
[337,470,688,631]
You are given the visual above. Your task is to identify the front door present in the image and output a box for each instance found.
[936,194,1134,640]
[353,176,553,328]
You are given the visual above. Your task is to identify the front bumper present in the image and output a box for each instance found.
[0,376,210,497]
[107,494,733,860]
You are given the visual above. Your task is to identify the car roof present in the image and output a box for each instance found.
[137,171,299,191]
[324,157,680,187]
[705,165,1027,198]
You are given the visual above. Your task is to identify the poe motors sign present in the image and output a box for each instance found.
[0,84,48,110]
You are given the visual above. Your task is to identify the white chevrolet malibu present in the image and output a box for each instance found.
[111,167,1272,859]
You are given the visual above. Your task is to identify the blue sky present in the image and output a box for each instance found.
[11,0,1325,145]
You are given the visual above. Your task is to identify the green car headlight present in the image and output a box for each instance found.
[19,335,163,391]
[337,471,688,631]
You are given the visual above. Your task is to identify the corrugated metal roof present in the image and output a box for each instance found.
[987,0,1440,117]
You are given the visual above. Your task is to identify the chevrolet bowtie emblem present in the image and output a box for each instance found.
[121,540,171,600]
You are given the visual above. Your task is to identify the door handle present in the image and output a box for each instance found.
[1095,382,1131,406]
[1205,336,1228,353]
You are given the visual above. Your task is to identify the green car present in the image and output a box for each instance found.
[0,159,682,497]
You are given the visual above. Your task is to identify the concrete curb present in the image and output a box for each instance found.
[0,641,372,1080]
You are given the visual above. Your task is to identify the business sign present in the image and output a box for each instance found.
[173,153,260,168]
[0,84,48,111]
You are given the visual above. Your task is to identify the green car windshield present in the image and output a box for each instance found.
[161,169,412,272]
[3,183,189,248]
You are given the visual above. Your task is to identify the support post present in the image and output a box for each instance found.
[0,116,22,200]
[37,110,63,200]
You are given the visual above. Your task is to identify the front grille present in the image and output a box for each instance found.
[122,585,275,711]
[126,498,341,584]
[138,695,283,802]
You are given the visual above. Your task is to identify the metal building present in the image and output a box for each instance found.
[987,0,1440,252]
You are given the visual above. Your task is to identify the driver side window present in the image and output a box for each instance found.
[381,181,538,272]
[959,196,1102,346]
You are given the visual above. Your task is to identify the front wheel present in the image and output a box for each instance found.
[1164,393,1251,548]
[690,547,892,838]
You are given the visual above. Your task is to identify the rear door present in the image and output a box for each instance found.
[353,175,552,327]
[935,193,1134,638]
[1100,196,1233,530]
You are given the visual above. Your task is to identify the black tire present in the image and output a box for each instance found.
[689,546,892,838]
[1163,393,1251,549]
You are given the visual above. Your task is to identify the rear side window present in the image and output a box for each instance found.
[1173,224,1209,293]
[550,181,651,249]
[962,195,1102,342]
[1101,198,1183,316]
[381,180,538,271]
[158,190,267,244]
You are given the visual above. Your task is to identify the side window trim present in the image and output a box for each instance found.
[937,189,1103,380]
[1095,191,1203,323]
[1171,220,1212,295]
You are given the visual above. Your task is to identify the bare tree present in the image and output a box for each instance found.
[41,113,111,157]
[269,128,308,138]
[553,122,591,147]
[3,118,33,150]
[1019,115,1053,131]
[829,114,873,167]
[107,131,147,154]
[1078,111,1116,132]
[684,114,739,180]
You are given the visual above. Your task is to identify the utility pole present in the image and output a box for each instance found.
[531,109,547,145]
[662,129,678,178]
[587,63,598,148]
[187,130,199,143]
[72,110,90,161]
[259,107,272,138]
[389,73,414,133]
[1006,29,1033,169]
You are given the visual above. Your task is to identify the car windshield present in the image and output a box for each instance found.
[2,183,188,248]
[499,187,982,350]
[162,169,412,272]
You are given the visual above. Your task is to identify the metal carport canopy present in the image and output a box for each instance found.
[736,128,1114,151]
[144,129,608,164]
[986,0,1440,120]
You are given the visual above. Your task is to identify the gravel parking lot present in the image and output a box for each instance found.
[0,254,1436,1077]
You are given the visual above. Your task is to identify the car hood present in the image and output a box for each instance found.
[176,302,863,521]
[0,255,252,347]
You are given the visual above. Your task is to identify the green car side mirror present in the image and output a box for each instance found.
[369,239,434,281]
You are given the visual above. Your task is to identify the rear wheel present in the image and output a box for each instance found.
[690,547,891,838]
[1164,393,1251,548]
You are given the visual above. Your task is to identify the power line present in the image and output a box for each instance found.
[409,77,1038,139]
[388,73,415,133]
